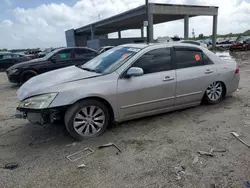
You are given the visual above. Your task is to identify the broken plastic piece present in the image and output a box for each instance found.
[192,155,199,165]
[4,162,19,170]
[197,150,214,156]
[231,132,250,148]
[244,181,250,187]
[77,164,86,168]
[98,142,122,153]
[67,148,94,162]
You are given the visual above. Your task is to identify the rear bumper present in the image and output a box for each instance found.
[227,74,240,95]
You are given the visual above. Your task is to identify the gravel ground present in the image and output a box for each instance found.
[0,51,250,188]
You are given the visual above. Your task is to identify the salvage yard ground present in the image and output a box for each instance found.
[1,51,250,188]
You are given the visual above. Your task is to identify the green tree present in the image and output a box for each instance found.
[198,34,204,39]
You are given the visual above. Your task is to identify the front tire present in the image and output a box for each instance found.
[64,99,110,140]
[204,82,224,104]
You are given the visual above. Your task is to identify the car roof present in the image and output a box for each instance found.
[120,42,205,50]
[181,40,200,43]
[59,47,97,52]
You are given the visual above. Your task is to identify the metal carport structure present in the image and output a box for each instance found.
[65,3,218,49]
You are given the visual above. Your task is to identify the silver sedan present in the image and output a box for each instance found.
[16,43,240,140]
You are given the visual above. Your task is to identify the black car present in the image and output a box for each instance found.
[6,47,98,83]
[0,53,31,71]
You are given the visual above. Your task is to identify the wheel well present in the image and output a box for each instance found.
[220,81,227,97]
[20,69,38,83]
[21,69,38,76]
[74,97,114,122]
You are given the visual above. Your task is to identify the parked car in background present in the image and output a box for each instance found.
[229,37,250,51]
[0,53,31,71]
[98,46,114,54]
[15,43,239,140]
[6,47,98,83]
[180,40,207,48]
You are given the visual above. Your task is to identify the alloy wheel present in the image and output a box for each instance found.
[206,82,223,101]
[73,105,105,136]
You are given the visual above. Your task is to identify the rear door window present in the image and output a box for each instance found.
[2,54,12,59]
[175,50,203,69]
[54,49,73,61]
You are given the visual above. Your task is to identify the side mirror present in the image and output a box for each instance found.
[51,56,57,63]
[126,67,144,77]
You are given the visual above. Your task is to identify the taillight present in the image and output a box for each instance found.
[235,64,239,74]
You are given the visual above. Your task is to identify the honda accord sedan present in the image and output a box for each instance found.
[15,43,240,140]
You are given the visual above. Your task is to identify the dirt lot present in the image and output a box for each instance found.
[0,51,250,188]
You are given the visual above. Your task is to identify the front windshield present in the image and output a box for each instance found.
[82,46,140,74]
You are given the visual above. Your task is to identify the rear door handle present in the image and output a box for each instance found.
[204,69,214,74]
[163,76,174,81]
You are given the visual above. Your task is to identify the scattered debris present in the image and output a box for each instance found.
[174,166,185,180]
[67,148,94,162]
[98,142,122,153]
[197,148,227,157]
[66,142,77,147]
[29,136,55,146]
[77,164,86,169]
[231,132,250,148]
[192,155,199,165]
[4,162,19,170]
[197,120,207,124]
[244,181,250,187]
[212,149,227,153]
[197,150,214,157]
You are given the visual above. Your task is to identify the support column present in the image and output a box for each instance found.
[118,30,121,39]
[148,14,154,43]
[141,27,144,38]
[90,25,95,40]
[212,15,218,51]
[184,15,189,40]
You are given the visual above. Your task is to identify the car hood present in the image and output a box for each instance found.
[8,58,45,70]
[17,66,100,100]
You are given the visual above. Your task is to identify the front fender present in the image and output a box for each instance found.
[48,78,118,119]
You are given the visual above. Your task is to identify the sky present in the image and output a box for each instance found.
[0,0,250,49]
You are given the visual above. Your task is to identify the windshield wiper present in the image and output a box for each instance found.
[81,67,97,73]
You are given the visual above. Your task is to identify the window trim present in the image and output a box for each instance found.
[119,47,174,79]
[202,52,214,65]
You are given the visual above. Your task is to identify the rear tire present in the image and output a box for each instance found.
[20,70,37,84]
[64,99,110,141]
[204,82,225,104]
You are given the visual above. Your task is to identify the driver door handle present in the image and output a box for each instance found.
[204,69,214,74]
[163,76,174,81]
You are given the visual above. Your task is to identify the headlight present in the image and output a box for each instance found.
[19,93,58,109]
[8,68,19,75]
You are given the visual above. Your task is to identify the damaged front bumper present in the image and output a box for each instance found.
[15,107,66,125]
